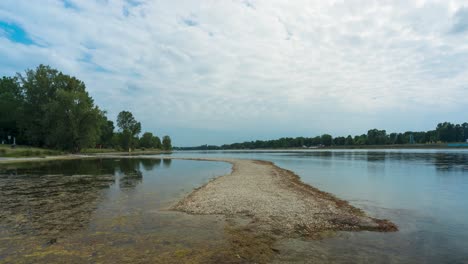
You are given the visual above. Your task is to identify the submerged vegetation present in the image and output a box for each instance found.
[0,65,171,153]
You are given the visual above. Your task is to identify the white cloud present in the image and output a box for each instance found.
[1,0,468,145]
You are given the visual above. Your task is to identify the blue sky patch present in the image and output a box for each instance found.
[182,18,198,27]
[62,0,77,10]
[0,21,34,45]
[451,7,468,34]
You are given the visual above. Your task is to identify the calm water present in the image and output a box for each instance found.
[167,149,468,263]
[0,158,232,263]
[1,150,468,263]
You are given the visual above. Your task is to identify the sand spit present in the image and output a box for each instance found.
[0,155,397,236]
[173,158,397,237]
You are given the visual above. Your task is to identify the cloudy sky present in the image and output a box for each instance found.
[1,0,467,146]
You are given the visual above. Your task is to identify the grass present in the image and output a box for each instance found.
[81,148,170,154]
[80,148,119,154]
[0,145,63,158]
[0,145,171,158]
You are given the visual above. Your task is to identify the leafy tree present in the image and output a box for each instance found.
[139,132,161,149]
[436,122,456,142]
[43,87,103,152]
[154,136,161,149]
[162,135,172,150]
[320,134,333,146]
[345,135,354,145]
[463,123,468,142]
[17,65,103,151]
[367,129,387,145]
[333,136,346,145]
[0,76,23,143]
[97,114,115,148]
[117,111,141,151]
[139,132,153,148]
[354,134,368,145]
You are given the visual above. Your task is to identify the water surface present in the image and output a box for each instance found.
[167,149,468,263]
[0,158,232,263]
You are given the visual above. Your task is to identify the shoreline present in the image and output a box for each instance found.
[171,158,397,237]
[0,154,398,262]
[0,154,397,236]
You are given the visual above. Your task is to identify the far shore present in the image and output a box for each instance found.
[176,143,468,151]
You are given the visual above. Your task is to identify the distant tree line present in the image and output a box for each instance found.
[176,122,468,150]
[0,65,172,152]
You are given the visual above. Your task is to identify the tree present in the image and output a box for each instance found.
[367,129,387,145]
[463,123,468,142]
[17,65,103,151]
[320,134,333,146]
[162,135,172,150]
[345,135,354,145]
[436,122,456,142]
[154,136,161,149]
[0,76,23,143]
[43,87,103,152]
[97,114,115,148]
[333,136,346,145]
[117,111,141,151]
[140,132,161,149]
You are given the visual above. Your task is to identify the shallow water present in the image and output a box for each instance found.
[0,158,233,263]
[168,149,468,263]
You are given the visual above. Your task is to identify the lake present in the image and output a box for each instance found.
[168,149,468,263]
[0,158,233,263]
[1,149,467,263]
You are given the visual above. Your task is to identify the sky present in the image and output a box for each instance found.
[1,0,468,146]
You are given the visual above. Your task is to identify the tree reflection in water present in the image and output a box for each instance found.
[0,158,154,237]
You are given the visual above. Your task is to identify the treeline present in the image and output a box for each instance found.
[176,122,468,150]
[0,65,172,152]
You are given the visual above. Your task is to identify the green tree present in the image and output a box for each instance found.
[43,88,103,152]
[140,132,161,149]
[154,136,161,149]
[463,123,468,142]
[320,134,333,146]
[436,122,456,142]
[333,136,346,145]
[18,65,103,151]
[117,111,141,151]
[367,129,387,145]
[345,135,354,145]
[162,135,172,150]
[0,76,23,143]
[97,114,115,148]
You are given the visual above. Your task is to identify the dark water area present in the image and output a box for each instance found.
[168,149,468,263]
[0,158,232,263]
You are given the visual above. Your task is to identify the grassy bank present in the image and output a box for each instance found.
[81,148,171,155]
[0,145,63,158]
[0,145,171,158]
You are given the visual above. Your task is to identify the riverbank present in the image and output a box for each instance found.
[172,158,397,237]
[177,143,468,151]
[0,154,397,235]
[0,154,398,262]
[0,145,170,159]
